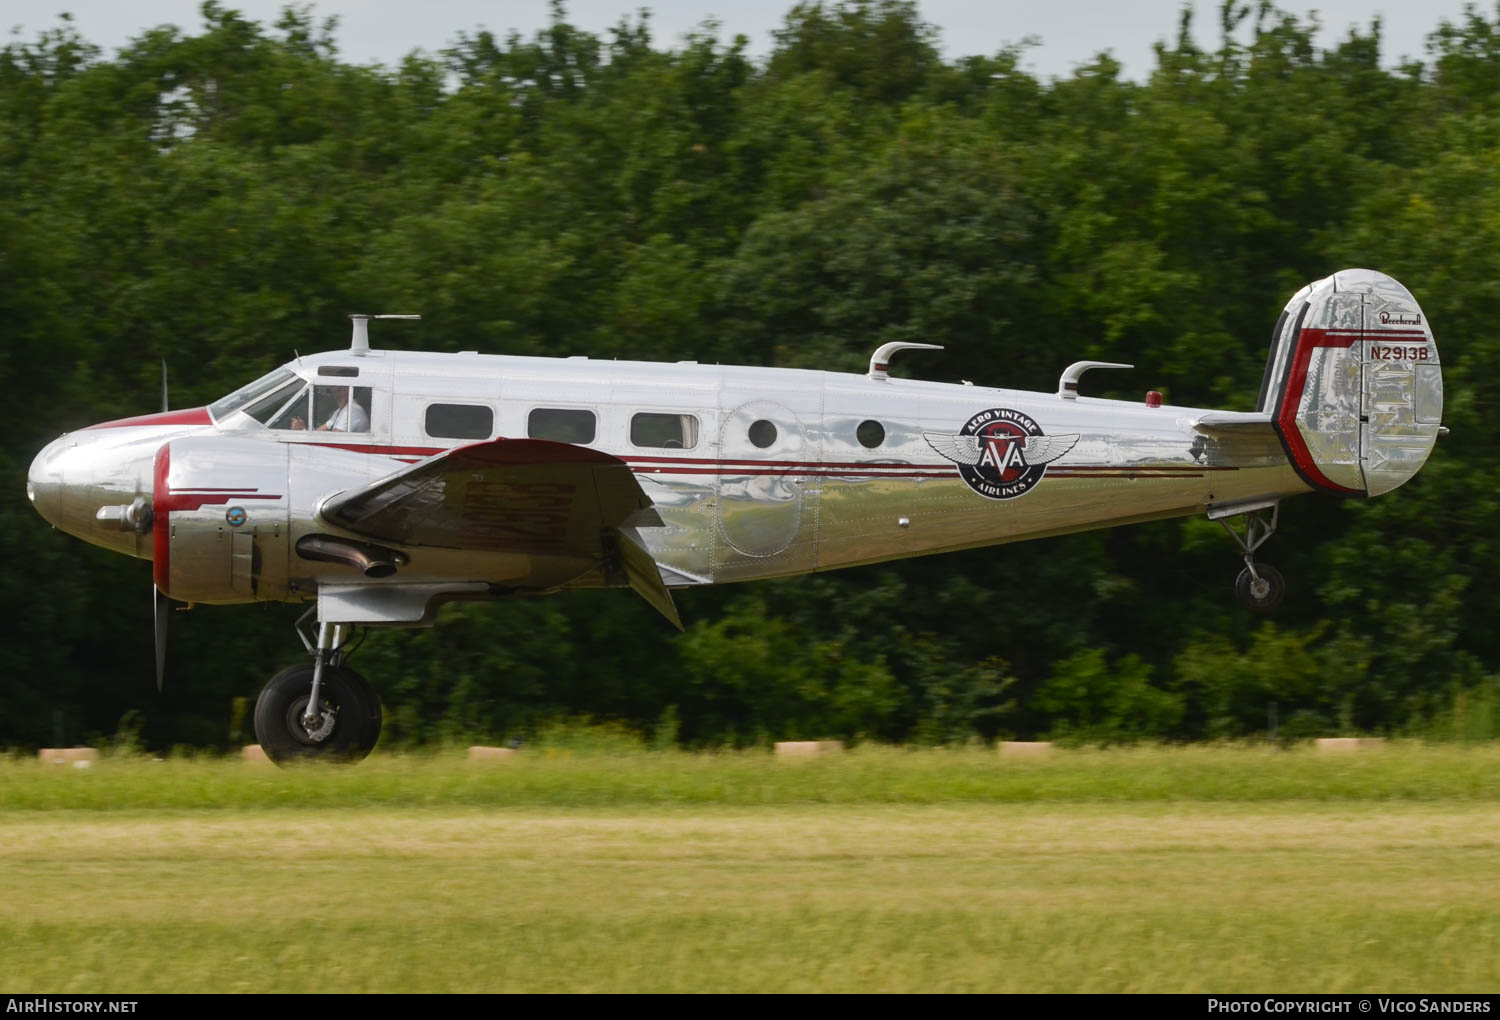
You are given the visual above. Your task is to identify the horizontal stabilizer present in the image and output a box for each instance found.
[1192,411,1276,435]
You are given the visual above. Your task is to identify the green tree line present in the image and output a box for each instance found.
[2,0,1497,750]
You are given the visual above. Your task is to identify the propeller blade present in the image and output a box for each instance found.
[160,360,169,413]
[153,585,169,693]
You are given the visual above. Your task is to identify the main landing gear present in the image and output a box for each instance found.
[1215,502,1285,614]
[253,609,382,765]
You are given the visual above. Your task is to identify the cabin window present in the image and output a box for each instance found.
[426,403,494,440]
[748,419,777,448]
[528,408,596,444]
[856,420,885,448]
[318,366,360,378]
[631,412,698,450]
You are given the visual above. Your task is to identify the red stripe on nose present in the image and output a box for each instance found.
[84,408,213,431]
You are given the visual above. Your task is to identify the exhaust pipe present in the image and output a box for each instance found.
[295,534,408,578]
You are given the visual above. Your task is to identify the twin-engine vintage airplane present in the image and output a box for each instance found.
[27,269,1445,763]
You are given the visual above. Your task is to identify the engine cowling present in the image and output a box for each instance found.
[153,437,291,603]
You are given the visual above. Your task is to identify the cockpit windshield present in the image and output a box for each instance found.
[208,367,374,435]
[208,368,298,421]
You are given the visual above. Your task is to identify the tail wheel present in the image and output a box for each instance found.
[253,664,382,765]
[1235,563,1285,614]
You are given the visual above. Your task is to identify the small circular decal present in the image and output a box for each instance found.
[225,506,248,527]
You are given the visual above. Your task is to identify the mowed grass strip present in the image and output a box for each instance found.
[3,804,1499,992]
[5,742,1500,810]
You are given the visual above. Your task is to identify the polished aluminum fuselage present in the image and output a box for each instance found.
[28,350,1307,604]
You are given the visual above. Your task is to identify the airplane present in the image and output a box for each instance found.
[26,268,1445,764]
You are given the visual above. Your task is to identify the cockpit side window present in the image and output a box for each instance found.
[237,379,376,433]
[309,385,372,433]
[244,380,309,427]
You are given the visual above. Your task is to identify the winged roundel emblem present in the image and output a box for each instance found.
[922,408,1080,500]
[923,432,1079,469]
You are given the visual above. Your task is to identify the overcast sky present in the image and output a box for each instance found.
[7,1,1483,79]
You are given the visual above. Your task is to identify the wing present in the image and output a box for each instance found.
[923,432,984,465]
[1017,434,1079,466]
[320,438,679,628]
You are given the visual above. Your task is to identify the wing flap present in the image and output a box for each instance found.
[611,527,682,631]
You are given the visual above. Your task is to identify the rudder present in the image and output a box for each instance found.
[1259,268,1443,497]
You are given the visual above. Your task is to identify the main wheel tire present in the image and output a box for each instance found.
[252,664,382,765]
[1235,563,1285,614]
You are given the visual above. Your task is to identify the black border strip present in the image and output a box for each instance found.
[1255,308,1289,412]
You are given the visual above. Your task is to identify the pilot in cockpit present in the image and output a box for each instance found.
[292,386,369,433]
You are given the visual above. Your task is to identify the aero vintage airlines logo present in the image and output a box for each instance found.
[924,408,1079,500]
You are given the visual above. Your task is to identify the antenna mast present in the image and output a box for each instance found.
[349,314,421,356]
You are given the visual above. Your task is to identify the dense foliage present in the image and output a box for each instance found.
[3,1,1497,750]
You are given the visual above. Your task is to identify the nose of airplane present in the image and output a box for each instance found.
[27,434,67,527]
[26,427,167,558]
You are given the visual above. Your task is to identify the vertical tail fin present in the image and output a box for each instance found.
[1259,269,1443,497]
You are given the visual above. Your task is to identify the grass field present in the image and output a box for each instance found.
[4,745,1500,992]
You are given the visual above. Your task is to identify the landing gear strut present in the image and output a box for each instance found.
[252,609,382,764]
[1214,502,1285,614]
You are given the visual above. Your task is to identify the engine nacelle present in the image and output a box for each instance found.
[153,437,292,603]
[153,435,412,603]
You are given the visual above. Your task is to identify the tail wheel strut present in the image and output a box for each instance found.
[1213,502,1285,613]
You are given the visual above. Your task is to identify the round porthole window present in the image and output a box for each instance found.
[748,419,778,448]
[856,419,885,449]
